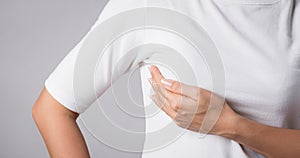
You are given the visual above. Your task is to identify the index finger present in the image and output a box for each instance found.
[149,65,165,83]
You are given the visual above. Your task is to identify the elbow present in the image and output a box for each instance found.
[32,103,41,125]
[32,98,47,126]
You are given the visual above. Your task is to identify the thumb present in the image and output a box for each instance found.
[160,79,200,100]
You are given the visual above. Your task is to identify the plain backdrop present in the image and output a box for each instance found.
[0,0,145,157]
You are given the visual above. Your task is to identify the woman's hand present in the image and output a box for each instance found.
[148,65,300,158]
[148,65,239,136]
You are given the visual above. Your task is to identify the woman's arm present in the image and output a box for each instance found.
[32,88,90,158]
[228,115,300,158]
[148,65,300,158]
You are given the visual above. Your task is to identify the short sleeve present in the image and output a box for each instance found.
[45,0,147,113]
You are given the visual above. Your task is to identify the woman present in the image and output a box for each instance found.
[32,0,300,157]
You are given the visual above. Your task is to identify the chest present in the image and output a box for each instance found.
[190,1,300,126]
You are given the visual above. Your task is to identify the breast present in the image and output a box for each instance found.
[223,47,300,129]
[142,129,248,158]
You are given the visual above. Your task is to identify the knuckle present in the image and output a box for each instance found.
[173,103,181,112]
[175,121,183,128]
[198,88,206,98]
[197,98,206,106]
[169,100,179,111]
[171,81,181,91]
[173,115,185,128]
[200,88,211,98]
[165,93,173,102]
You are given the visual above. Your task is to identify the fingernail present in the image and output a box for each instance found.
[161,79,172,87]
[148,65,152,73]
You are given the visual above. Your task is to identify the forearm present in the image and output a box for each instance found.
[224,115,300,158]
[148,65,300,157]
[32,88,90,158]
[33,111,89,158]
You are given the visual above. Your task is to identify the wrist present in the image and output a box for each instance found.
[220,114,244,140]
[214,104,244,140]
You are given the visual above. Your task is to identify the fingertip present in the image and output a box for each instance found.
[151,65,160,74]
[151,64,157,69]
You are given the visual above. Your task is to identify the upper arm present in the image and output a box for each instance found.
[32,88,89,158]
[32,87,78,121]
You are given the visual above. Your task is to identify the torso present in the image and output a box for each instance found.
[101,0,300,157]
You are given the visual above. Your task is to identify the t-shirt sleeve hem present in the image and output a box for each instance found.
[45,78,80,114]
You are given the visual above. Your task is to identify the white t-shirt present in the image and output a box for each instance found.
[45,0,300,158]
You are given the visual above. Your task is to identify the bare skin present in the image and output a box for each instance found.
[32,65,300,158]
[32,88,90,158]
[148,65,300,158]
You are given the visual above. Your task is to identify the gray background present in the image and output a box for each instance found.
[0,0,144,157]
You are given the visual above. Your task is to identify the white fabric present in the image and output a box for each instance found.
[45,0,300,158]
